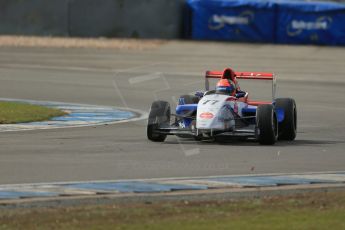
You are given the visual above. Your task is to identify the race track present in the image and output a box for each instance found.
[0,41,344,184]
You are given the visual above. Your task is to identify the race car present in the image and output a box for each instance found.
[147,68,297,145]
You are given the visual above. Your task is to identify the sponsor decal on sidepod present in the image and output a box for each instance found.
[199,112,214,119]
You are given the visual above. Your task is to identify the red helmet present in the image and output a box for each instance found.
[216,79,236,96]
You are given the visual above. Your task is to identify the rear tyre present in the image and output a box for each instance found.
[179,95,199,104]
[275,98,297,140]
[147,101,170,142]
[256,104,278,145]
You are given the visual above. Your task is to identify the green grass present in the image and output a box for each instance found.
[0,101,66,124]
[0,192,344,230]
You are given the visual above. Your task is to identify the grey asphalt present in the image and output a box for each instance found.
[0,41,344,184]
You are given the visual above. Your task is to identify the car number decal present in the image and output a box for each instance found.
[202,100,219,105]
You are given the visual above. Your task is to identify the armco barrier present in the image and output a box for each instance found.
[186,0,345,46]
[186,0,276,43]
[0,0,185,39]
[276,1,345,45]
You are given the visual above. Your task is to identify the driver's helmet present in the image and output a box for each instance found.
[216,79,236,96]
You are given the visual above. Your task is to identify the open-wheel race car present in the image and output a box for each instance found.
[147,68,297,145]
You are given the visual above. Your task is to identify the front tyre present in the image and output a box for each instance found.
[275,98,297,141]
[147,101,170,142]
[256,104,278,145]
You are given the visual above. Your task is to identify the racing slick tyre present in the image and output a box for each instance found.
[179,95,200,104]
[214,136,229,143]
[275,98,297,141]
[147,101,170,142]
[256,104,278,145]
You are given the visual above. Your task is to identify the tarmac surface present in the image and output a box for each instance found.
[0,41,344,185]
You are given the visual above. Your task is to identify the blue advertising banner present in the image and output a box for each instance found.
[276,1,345,45]
[186,0,276,43]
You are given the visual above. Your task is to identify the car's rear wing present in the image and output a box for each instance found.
[205,69,277,101]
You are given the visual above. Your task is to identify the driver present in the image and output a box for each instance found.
[216,68,247,99]
[215,79,236,96]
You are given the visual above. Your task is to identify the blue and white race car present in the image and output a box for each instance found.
[147,68,297,145]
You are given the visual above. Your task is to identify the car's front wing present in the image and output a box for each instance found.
[154,125,257,139]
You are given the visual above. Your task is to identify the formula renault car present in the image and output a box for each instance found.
[147,68,297,145]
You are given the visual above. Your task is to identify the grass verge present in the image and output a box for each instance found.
[0,101,66,124]
[0,192,344,229]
